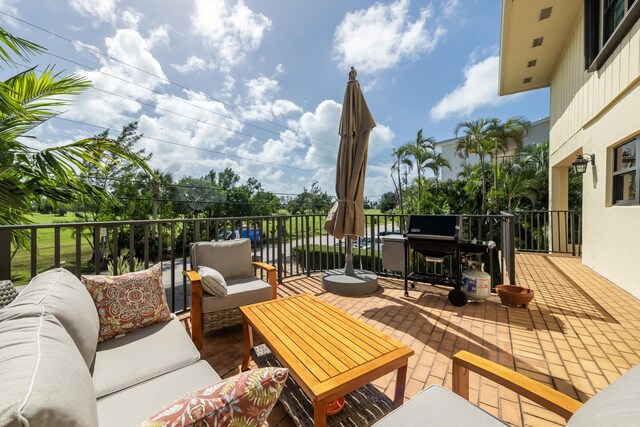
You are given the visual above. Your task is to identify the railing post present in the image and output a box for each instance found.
[570,211,576,256]
[370,215,376,272]
[500,212,516,286]
[277,216,284,283]
[0,229,11,280]
[305,215,310,277]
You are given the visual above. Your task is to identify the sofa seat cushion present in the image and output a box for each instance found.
[141,367,288,427]
[8,268,99,367]
[97,360,221,427]
[0,305,98,426]
[82,263,172,342]
[373,384,504,427]
[92,315,200,398]
[567,364,640,426]
[190,239,254,279]
[202,276,272,313]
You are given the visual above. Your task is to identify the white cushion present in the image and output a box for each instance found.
[0,305,98,426]
[8,268,99,367]
[198,266,228,297]
[190,239,254,279]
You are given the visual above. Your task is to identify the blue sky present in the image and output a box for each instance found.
[2,0,549,200]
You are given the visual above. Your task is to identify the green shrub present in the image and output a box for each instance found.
[291,244,382,272]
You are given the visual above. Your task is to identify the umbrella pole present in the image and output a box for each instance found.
[344,236,355,276]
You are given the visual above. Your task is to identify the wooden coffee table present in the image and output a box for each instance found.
[240,294,414,427]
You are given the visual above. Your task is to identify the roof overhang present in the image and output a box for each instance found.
[499,0,581,95]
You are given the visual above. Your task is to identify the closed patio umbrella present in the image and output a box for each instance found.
[324,67,376,281]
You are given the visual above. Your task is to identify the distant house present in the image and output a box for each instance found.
[435,117,550,181]
[500,0,640,298]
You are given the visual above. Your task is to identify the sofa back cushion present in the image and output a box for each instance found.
[190,239,254,279]
[8,268,99,367]
[567,363,640,426]
[0,305,98,426]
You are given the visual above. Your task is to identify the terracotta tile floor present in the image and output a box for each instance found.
[183,253,640,426]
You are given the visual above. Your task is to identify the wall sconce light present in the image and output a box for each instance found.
[571,153,595,174]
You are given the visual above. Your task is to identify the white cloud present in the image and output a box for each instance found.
[273,64,285,76]
[121,8,141,29]
[242,76,303,121]
[69,0,118,25]
[0,0,20,25]
[171,55,211,74]
[67,29,168,125]
[272,100,303,117]
[442,0,461,19]
[333,0,444,73]
[191,0,272,70]
[430,55,517,121]
[146,25,171,49]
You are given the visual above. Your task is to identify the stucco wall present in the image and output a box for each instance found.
[549,9,640,299]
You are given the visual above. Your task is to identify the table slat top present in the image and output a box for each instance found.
[241,293,414,399]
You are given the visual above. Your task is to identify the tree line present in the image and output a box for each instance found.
[381,117,582,216]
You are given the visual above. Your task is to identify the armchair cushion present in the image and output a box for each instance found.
[566,364,640,426]
[202,276,273,313]
[8,268,99,367]
[190,239,254,279]
[82,263,171,342]
[198,266,228,297]
[373,384,504,427]
[140,367,288,427]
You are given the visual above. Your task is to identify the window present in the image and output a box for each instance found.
[584,0,640,70]
[612,137,640,205]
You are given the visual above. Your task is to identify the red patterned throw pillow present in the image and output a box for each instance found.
[140,367,288,427]
[82,263,171,342]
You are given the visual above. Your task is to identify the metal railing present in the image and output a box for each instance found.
[507,210,582,256]
[0,213,518,312]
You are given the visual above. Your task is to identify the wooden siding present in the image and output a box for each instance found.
[550,9,640,149]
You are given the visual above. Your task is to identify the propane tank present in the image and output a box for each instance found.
[462,261,491,301]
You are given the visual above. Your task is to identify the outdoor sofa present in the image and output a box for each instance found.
[373,350,640,426]
[0,267,285,426]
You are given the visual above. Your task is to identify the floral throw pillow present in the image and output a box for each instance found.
[82,263,171,342]
[140,367,288,427]
[197,266,228,297]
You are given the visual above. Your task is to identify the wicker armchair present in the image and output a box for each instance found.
[183,239,277,349]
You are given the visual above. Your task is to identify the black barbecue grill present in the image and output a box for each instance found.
[404,215,493,306]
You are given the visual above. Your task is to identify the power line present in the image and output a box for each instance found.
[83,174,303,197]
[52,116,333,175]
[42,51,340,157]
[88,85,338,162]
[1,10,337,149]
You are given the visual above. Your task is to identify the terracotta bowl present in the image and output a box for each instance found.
[326,396,345,415]
[495,285,534,308]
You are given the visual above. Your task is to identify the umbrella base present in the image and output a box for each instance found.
[321,269,379,295]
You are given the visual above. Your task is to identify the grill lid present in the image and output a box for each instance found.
[406,215,460,241]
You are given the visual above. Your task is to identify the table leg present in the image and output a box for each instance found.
[313,399,327,427]
[240,315,253,371]
[393,364,408,408]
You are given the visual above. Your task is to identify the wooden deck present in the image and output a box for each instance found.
[186,253,640,426]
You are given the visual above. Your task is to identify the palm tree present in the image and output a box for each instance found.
[403,129,437,208]
[0,28,153,235]
[454,119,493,213]
[391,144,409,216]
[428,150,451,192]
[487,116,531,210]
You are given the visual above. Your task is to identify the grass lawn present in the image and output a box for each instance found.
[10,213,95,285]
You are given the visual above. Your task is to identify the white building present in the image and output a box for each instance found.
[500,0,640,298]
[435,117,550,181]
